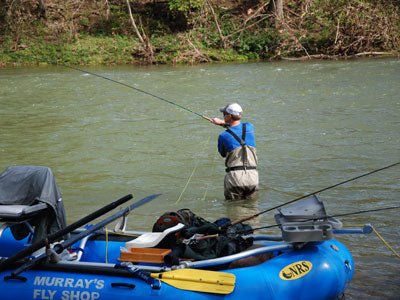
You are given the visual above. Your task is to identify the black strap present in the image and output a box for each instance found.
[226,166,257,173]
[225,123,246,146]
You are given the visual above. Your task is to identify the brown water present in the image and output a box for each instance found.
[0,58,399,299]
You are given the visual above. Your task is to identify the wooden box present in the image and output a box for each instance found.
[118,247,172,263]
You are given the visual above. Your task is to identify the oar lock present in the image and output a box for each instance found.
[275,195,342,243]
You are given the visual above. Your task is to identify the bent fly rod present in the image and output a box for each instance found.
[228,161,400,227]
[56,63,214,122]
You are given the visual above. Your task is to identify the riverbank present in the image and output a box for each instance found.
[1,0,399,67]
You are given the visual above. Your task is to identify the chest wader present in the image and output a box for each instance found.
[224,124,258,200]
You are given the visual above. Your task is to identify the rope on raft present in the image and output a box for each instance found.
[343,224,400,259]
[104,228,140,263]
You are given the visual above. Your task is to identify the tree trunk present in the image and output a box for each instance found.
[125,0,145,45]
[125,0,154,62]
[268,0,283,20]
[206,0,227,48]
[38,0,47,20]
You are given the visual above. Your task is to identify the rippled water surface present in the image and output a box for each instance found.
[0,58,399,299]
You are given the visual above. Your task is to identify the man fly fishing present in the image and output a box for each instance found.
[209,103,259,200]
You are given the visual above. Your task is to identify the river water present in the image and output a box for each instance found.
[0,58,399,299]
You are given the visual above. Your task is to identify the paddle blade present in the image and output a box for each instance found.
[129,193,161,210]
[151,269,235,294]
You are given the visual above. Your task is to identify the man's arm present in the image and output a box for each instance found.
[209,117,228,127]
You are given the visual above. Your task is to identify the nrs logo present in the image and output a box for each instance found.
[279,261,312,280]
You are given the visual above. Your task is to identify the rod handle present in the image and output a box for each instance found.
[202,115,212,122]
[196,234,219,241]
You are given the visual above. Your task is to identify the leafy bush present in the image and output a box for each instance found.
[168,0,205,14]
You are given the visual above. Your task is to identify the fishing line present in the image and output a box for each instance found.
[201,146,220,201]
[230,161,400,226]
[52,61,223,203]
[330,204,400,218]
[55,62,206,119]
[175,136,211,204]
[242,204,400,233]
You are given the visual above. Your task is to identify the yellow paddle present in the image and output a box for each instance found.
[150,269,236,294]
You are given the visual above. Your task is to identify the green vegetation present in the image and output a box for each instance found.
[0,0,399,66]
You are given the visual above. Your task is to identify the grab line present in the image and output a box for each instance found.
[343,224,400,259]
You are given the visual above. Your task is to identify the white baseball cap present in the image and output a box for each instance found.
[219,103,243,116]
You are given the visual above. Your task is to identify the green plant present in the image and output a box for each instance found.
[168,0,205,14]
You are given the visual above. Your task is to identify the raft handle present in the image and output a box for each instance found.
[344,260,352,272]
[111,282,136,289]
[3,275,27,282]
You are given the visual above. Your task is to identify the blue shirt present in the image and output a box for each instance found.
[218,122,256,157]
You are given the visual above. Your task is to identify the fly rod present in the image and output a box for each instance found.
[55,62,214,122]
[0,194,133,272]
[243,204,400,233]
[227,161,400,227]
[10,193,160,276]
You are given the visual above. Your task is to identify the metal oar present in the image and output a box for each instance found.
[0,194,133,272]
[9,193,160,276]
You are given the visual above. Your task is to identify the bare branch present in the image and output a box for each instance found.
[206,0,227,48]
[105,0,110,21]
[125,0,145,45]
[334,16,340,45]
[226,2,272,43]
[187,38,211,62]
[281,51,394,61]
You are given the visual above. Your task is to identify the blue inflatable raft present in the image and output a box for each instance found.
[0,227,354,300]
[0,166,358,300]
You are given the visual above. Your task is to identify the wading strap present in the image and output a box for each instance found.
[225,123,246,145]
[226,166,256,172]
[226,123,248,169]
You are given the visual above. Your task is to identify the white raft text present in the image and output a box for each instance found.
[33,276,104,300]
